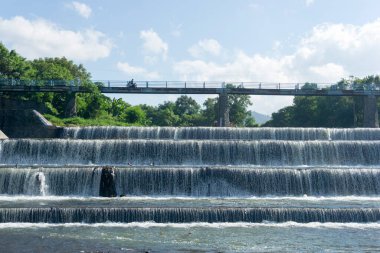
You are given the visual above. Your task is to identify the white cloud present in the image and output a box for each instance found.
[70,1,92,18]
[0,16,112,61]
[188,39,222,58]
[117,62,160,79]
[140,29,168,62]
[173,19,380,114]
[174,51,292,82]
[309,63,347,81]
[305,0,315,6]
[176,19,380,83]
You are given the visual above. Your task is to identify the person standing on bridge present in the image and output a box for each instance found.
[127,79,136,88]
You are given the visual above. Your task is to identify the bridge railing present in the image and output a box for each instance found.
[94,80,337,90]
[92,80,380,91]
[0,79,79,86]
[1,79,380,91]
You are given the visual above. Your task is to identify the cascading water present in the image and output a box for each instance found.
[61,126,380,140]
[2,166,380,197]
[0,167,101,196]
[1,127,380,251]
[34,172,47,196]
[2,139,380,165]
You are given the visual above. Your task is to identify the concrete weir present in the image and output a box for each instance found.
[0,130,7,139]
[0,97,62,138]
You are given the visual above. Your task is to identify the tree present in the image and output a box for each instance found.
[201,98,218,126]
[262,78,380,127]
[109,98,130,118]
[122,106,147,124]
[0,43,34,79]
[228,93,253,126]
[174,95,200,115]
[264,106,295,127]
[245,114,259,127]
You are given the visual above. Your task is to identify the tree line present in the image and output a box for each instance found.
[264,78,380,127]
[0,43,256,127]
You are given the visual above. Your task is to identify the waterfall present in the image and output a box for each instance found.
[1,126,380,226]
[61,127,380,140]
[0,167,101,196]
[34,172,48,196]
[0,207,379,223]
[0,166,379,197]
[115,167,380,197]
[1,139,380,165]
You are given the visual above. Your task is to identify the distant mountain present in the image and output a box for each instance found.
[251,111,271,125]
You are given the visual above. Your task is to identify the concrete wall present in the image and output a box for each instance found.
[0,130,7,139]
[0,109,62,138]
[0,96,62,138]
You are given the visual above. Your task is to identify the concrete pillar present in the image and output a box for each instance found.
[363,95,379,128]
[218,93,230,127]
[64,92,77,117]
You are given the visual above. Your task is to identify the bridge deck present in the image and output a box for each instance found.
[0,80,379,96]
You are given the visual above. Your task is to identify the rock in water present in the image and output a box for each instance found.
[99,166,117,197]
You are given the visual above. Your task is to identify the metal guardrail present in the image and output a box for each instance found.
[94,80,335,90]
[0,79,79,87]
[0,79,380,91]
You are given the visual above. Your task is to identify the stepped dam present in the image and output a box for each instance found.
[1,126,380,251]
[62,126,380,140]
[1,166,380,196]
[2,139,380,165]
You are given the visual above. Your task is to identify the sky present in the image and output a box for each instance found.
[1,0,380,115]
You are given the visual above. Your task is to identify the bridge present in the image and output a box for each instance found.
[1,79,379,127]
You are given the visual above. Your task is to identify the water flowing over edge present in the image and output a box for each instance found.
[61,127,380,141]
[1,207,380,223]
[2,139,380,165]
[1,166,380,196]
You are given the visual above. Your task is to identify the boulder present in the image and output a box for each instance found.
[99,166,117,197]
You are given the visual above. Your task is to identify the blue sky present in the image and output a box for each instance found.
[1,0,380,114]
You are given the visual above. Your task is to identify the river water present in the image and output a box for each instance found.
[1,127,380,252]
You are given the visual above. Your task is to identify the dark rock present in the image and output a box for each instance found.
[99,166,117,197]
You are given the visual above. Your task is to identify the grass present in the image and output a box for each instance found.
[44,114,135,127]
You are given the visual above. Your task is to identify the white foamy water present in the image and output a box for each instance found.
[1,221,380,229]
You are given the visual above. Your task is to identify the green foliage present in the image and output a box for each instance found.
[301,82,318,90]
[44,102,59,115]
[0,43,34,79]
[44,114,131,127]
[245,114,259,127]
[263,78,380,127]
[266,106,295,127]
[201,98,218,126]
[0,44,257,127]
[109,98,131,118]
[199,85,254,127]
[227,93,253,126]
[174,95,200,115]
[122,106,147,124]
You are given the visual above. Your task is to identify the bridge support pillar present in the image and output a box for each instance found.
[363,95,379,128]
[64,92,77,118]
[218,93,230,127]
